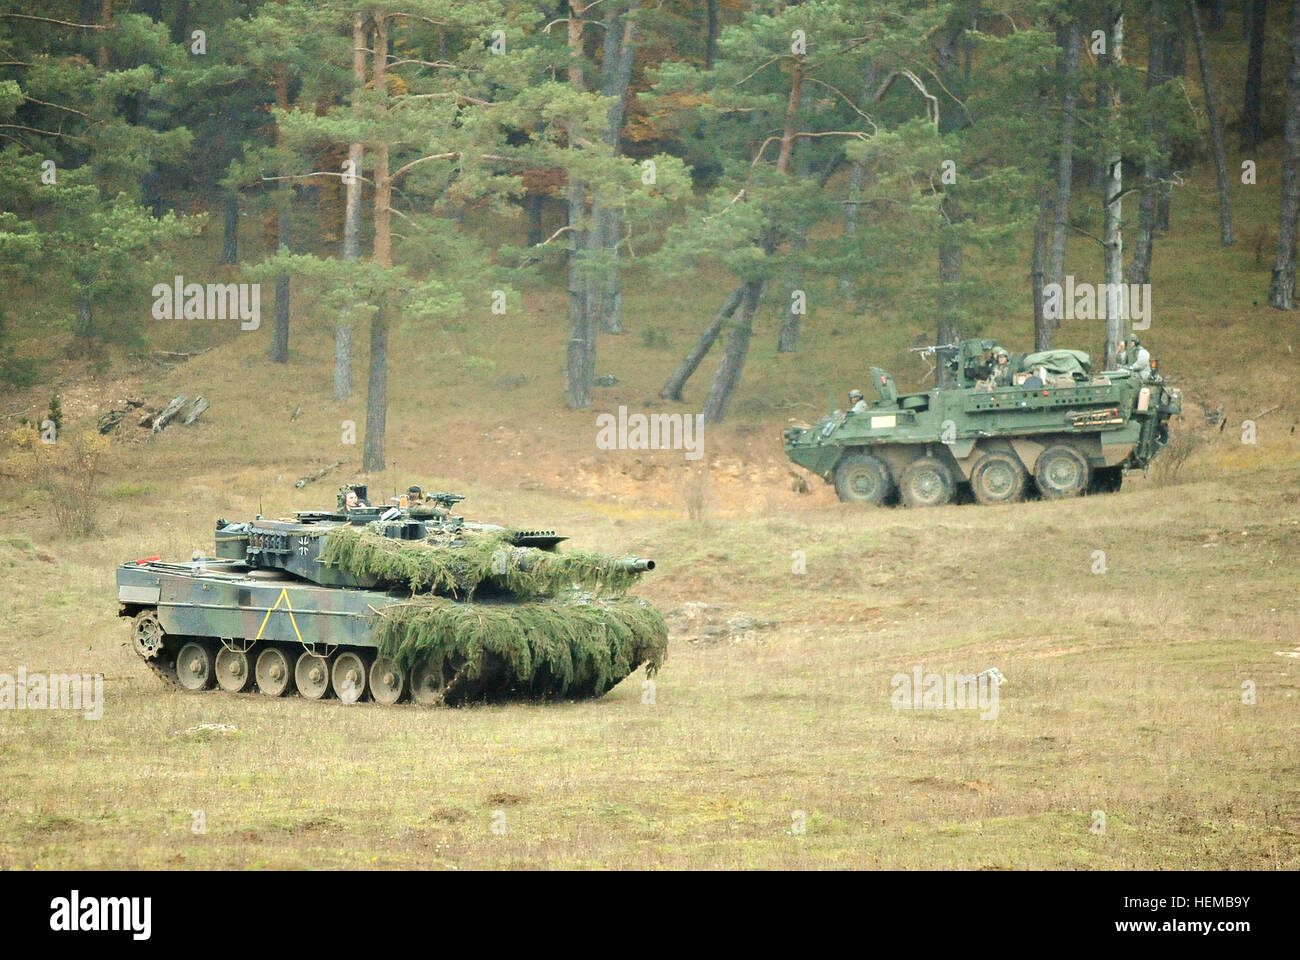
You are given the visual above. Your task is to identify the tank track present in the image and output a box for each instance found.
[130,627,640,706]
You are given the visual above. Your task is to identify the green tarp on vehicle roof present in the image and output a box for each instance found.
[1020,349,1092,377]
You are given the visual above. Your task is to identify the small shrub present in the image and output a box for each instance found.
[1150,431,1205,486]
[7,427,109,536]
[640,327,669,350]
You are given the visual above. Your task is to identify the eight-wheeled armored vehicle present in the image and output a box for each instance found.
[784,339,1181,506]
[116,486,666,705]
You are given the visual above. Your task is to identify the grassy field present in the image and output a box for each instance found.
[1,118,1299,868]
[0,426,1296,868]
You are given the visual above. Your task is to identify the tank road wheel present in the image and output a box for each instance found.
[176,642,216,692]
[899,457,956,508]
[969,451,1027,505]
[130,611,165,661]
[1035,444,1092,499]
[410,661,447,707]
[369,658,407,705]
[331,652,369,704]
[215,646,254,693]
[295,652,332,701]
[833,452,893,505]
[255,647,295,697]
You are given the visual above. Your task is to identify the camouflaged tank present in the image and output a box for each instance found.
[115,485,665,706]
[784,339,1181,506]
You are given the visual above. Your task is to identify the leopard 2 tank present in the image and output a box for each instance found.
[116,485,665,706]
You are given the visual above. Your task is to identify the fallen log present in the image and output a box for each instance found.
[182,396,209,425]
[295,459,350,488]
[151,395,189,433]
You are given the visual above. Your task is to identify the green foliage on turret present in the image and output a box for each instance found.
[373,596,668,699]
[319,526,646,597]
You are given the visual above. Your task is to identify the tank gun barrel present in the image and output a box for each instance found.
[617,557,656,572]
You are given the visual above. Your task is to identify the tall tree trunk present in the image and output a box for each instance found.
[705,0,719,69]
[75,288,93,341]
[660,284,744,400]
[700,53,804,421]
[363,14,392,473]
[937,197,963,387]
[1268,0,1300,309]
[1048,21,1080,292]
[839,157,865,300]
[1189,0,1235,246]
[1102,10,1124,370]
[1242,0,1268,152]
[269,203,290,363]
[777,87,813,354]
[1129,9,1168,284]
[1157,20,1186,233]
[1207,0,1225,31]
[336,12,366,402]
[840,59,875,299]
[221,189,238,264]
[701,280,762,423]
[1032,185,1053,351]
[564,3,595,409]
[592,1,639,336]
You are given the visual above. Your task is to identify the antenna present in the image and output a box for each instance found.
[258,493,263,520]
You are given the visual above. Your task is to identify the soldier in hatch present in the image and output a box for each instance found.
[1124,336,1151,379]
[986,347,1014,386]
[343,488,368,510]
[848,389,869,414]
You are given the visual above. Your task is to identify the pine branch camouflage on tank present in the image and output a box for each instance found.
[371,595,668,699]
[319,526,646,597]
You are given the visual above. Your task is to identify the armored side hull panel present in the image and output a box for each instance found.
[785,352,1181,507]
[117,492,666,706]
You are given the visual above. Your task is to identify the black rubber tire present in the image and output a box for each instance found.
[969,450,1028,505]
[898,456,956,508]
[833,452,893,505]
[1088,465,1123,495]
[1035,444,1092,499]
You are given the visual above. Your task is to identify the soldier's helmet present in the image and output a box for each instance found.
[848,389,864,401]
[992,347,1009,359]
[1128,335,1140,347]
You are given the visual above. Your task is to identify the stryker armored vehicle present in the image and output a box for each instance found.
[115,485,666,705]
[784,339,1181,506]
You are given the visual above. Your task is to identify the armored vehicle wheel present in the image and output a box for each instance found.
[369,658,406,705]
[295,652,332,701]
[410,661,447,706]
[176,642,216,691]
[131,611,165,660]
[969,451,1027,505]
[215,646,254,693]
[833,452,893,504]
[1088,465,1123,495]
[332,651,369,704]
[899,457,956,508]
[255,647,295,697]
[1035,444,1092,499]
